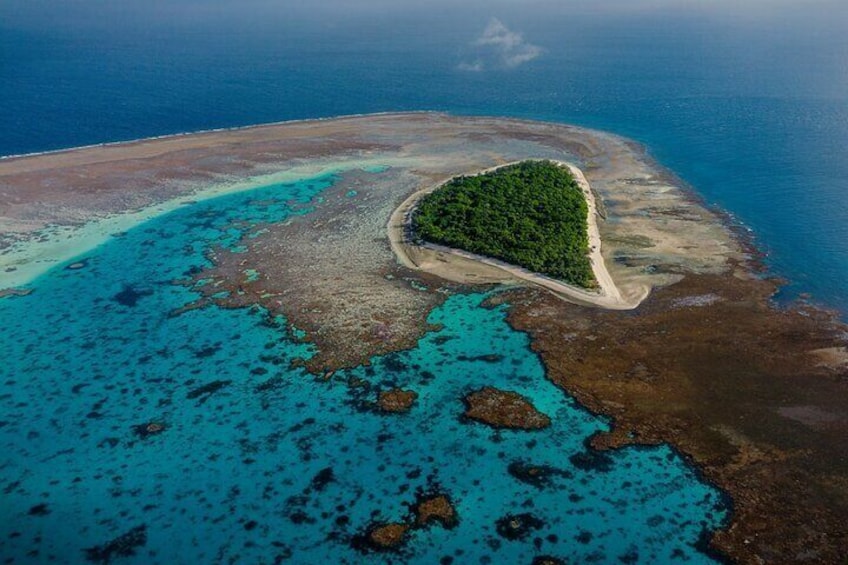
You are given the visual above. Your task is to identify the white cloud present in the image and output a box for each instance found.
[459,18,543,71]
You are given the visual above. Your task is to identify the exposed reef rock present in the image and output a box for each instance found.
[352,522,409,553]
[353,490,459,554]
[132,421,166,440]
[377,388,418,413]
[412,493,458,529]
[463,387,551,430]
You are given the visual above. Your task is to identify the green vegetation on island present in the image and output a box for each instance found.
[412,160,595,288]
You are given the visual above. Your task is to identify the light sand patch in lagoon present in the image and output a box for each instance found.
[388,160,650,310]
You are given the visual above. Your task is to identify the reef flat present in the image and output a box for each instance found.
[2,113,847,563]
[0,113,732,369]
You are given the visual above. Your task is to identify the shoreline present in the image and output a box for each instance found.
[388,160,650,310]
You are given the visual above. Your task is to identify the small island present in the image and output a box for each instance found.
[412,160,595,288]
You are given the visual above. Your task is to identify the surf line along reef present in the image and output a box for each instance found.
[1,113,848,563]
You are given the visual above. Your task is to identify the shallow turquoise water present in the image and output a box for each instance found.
[0,172,727,563]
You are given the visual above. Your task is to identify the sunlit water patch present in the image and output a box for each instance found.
[0,171,727,564]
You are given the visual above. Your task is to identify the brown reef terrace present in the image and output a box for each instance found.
[1,112,847,563]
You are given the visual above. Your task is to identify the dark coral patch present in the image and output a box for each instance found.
[112,285,153,307]
[310,467,335,492]
[456,353,504,363]
[495,513,545,541]
[186,379,231,402]
[27,504,50,516]
[84,524,147,563]
[507,461,572,489]
[569,449,615,473]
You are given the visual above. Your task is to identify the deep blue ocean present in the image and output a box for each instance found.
[0,2,845,563]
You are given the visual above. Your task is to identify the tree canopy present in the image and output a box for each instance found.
[412,160,595,288]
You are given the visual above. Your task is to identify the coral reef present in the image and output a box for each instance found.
[412,493,458,529]
[463,387,551,430]
[377,388,418,413]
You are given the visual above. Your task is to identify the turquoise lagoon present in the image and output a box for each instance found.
[0,170,727,564]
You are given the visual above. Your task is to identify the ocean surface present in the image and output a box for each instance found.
[0,2,845,563]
